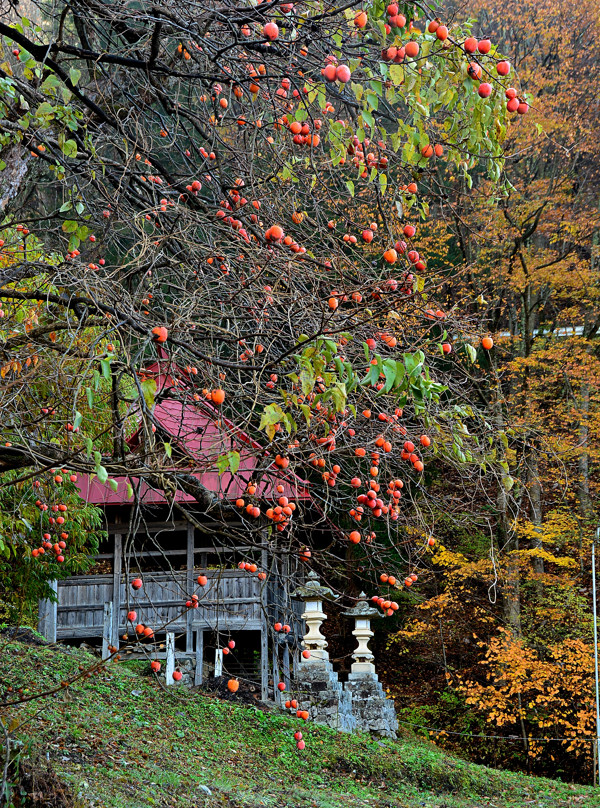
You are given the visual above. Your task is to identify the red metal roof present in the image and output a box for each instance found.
[77,359,310,506]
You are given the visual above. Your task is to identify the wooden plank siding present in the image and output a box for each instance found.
[55,568,265,641]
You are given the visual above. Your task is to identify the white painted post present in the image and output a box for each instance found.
[214,646,223,677]
[102,601,113,660]
[166,631,175,685]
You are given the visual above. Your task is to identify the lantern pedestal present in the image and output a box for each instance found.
[342,595,398,739]
[291,572,356,732]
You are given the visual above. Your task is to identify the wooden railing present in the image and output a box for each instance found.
[52,568,265,640]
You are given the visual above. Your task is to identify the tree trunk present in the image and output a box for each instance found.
[577,382,592,518]
[527,444,544,576]
[493,396,522,637]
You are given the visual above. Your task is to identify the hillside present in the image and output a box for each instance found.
[1,628,597,808]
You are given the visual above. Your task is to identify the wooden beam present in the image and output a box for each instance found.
[186,522,194,654]
[260,626,268,702]
[58,570,258,585]
[272,642,279,703]
[260,537,269,702]
[57,596,261,613]
[106,520,251,533]
[282,644,291,691]
[112,534,122,650]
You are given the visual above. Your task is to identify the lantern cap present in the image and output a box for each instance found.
[342,592,381,619]
[291,570,337,600]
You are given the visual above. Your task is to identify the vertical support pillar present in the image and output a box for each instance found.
[260,626,269,701]
[38,579,58,642]
[260,537,269,701]
[282,643,291,691]
[186,522,194,654]
[166,631,175,685]
[194,629,204,685]
[272,641,280,702]
[112,533,122,650]
[102,601,113,660]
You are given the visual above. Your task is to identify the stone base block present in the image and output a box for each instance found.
[295,660,357,733]
[345,672,398,739]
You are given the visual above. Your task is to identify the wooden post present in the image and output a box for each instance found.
[166,631,175,685]
[282,643,291,691]
[194,629,204,685]
[214,646,223,677]
[112,533,122,650]
[272,641,280,703]
[260,538,269,701]
[38,579,57,642]
[186,523,194,654]
[102,601,113,660]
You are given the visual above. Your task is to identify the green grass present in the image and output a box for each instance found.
[1,633,598,808]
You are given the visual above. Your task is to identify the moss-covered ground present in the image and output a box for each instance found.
[1,631,597,808]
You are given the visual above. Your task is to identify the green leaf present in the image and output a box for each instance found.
[141,378,157,408]
[36,101,54,117]
[62,139,78,158]
[73,410,82,430]
[362,110,374,130]
[259,403,285,441]
[300,403,312,425]
[345,180,355,198]
[86,387,93,408]
[227,450,240,474]
[109,478,119,493]
[126,482,134,500]
[389,64,404,86]
[61,220,78,233]
[395,361,406,387]
[366,92,379,111]
[69,67,82,86]
[96,465,108,484]
[163,442,172,459]
[465,343,477,363]
[100,357,111,380]
[502,474,515,491]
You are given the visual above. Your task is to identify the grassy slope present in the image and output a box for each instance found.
[1,634,597,808]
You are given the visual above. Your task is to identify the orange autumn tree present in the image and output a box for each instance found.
[458,629,595,774]
[381,0,600,782]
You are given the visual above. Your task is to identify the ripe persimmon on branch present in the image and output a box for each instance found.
[0,0,520,609]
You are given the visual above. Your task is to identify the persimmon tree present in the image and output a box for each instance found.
[0,0,522,668]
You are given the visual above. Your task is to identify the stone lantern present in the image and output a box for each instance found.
[290,571,356,732]
[342,593,381,675]
[342,593,398,739]
[291,570,336,662]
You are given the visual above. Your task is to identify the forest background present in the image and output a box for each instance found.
[344,0,600,784]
